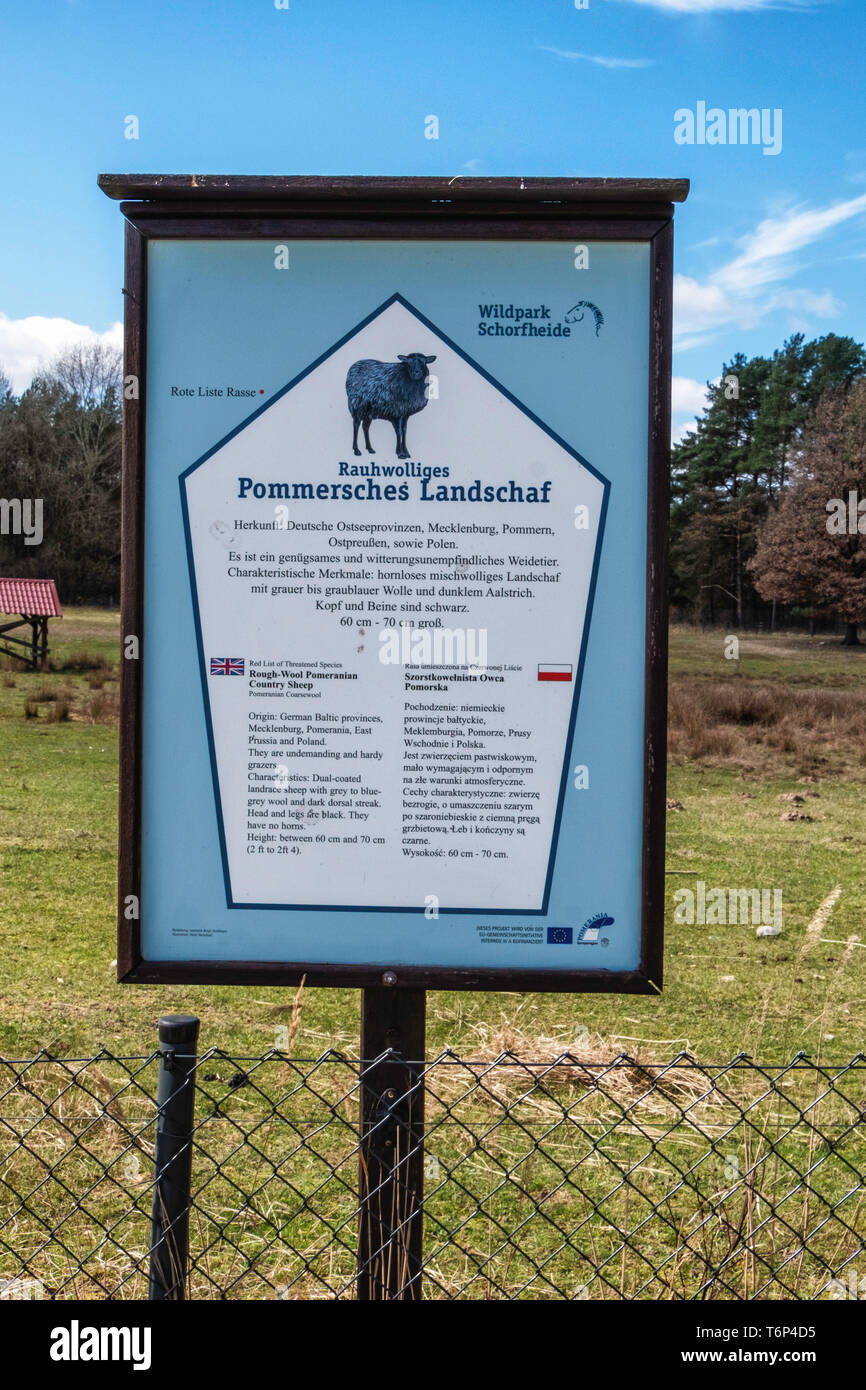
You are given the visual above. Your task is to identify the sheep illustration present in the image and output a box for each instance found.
[346,352,436,460]
[564,302,604,337]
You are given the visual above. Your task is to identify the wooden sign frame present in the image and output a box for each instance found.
[100,174,687,993]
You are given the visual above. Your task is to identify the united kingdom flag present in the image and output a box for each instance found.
[210,657,245,676]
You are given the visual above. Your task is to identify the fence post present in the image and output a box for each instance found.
[358,986,426,1300]
[149,1013,199,1300]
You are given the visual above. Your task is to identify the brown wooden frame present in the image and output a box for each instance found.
[101,175,686,993]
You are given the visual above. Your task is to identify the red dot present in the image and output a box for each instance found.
[259,389,264,394]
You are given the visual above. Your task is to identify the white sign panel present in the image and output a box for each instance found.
[182,298,605,915]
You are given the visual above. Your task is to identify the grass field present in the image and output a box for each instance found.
[1,611,864,1064]
[2,611,865,1300]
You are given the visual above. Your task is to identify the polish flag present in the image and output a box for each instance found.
[538,664,573,682]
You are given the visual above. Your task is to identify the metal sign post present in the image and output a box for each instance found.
[149,1013,200,1300]
[358,984,426,1299]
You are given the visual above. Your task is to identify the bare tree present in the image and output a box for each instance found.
[749,381,866,645]
[38,342,122,477]
[0,341,122,602]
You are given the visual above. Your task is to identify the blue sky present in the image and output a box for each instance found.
[0,0,864,438]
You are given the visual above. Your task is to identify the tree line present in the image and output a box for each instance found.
[0,334,864,636]
[0,344,121,603]
[672,332,866,637]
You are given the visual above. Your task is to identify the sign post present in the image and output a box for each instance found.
[358,984,425,1300]
[100,174,687,1295]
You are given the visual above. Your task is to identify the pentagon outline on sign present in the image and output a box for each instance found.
[179,293,611,914]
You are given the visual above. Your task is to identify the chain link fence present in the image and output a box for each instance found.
[1,1032,864,1301]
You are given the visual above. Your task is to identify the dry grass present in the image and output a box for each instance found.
[446,1014,714,1106]
[14,679,118,726]
[48,650,111,675]
[669,678,866,776]
[2,614,864,1299]
[3,1049,860,1301]
[80,689,119,725]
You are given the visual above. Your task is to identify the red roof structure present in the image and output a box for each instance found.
[0,578,63,617]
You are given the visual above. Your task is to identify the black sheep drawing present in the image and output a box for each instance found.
[346,352,436,460]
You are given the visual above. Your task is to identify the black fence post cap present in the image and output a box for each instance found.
[158,1015,200,1045]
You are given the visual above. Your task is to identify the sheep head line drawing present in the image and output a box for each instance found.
[346,352,437,460]
[564,302,604,337]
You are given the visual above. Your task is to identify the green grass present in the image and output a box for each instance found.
[668,624,866,685]
[3,1047,861,1300]
[1,612,865,1299]
[2,613,865,1062]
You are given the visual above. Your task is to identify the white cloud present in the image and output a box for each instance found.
[611,0,816,13]
[671,376,713,444]
[674,275,738,337]
[0,314,122,394]
[675,332,717,352]
[538,46,654,70]
[672,375,711,415]
[768,288,842,316]
[674,194,866,347]
[715,194,866,294]
[672,416,699,446]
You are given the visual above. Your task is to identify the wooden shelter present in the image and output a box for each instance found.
[0,578,62,670]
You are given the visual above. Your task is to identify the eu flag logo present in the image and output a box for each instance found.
[546,927,573,945]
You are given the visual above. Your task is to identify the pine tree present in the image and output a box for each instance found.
[671,354,768,625]
[671,334,866,626]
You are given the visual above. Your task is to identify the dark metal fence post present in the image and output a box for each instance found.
[149,1013,199,1300]
[358,986,425,1300]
